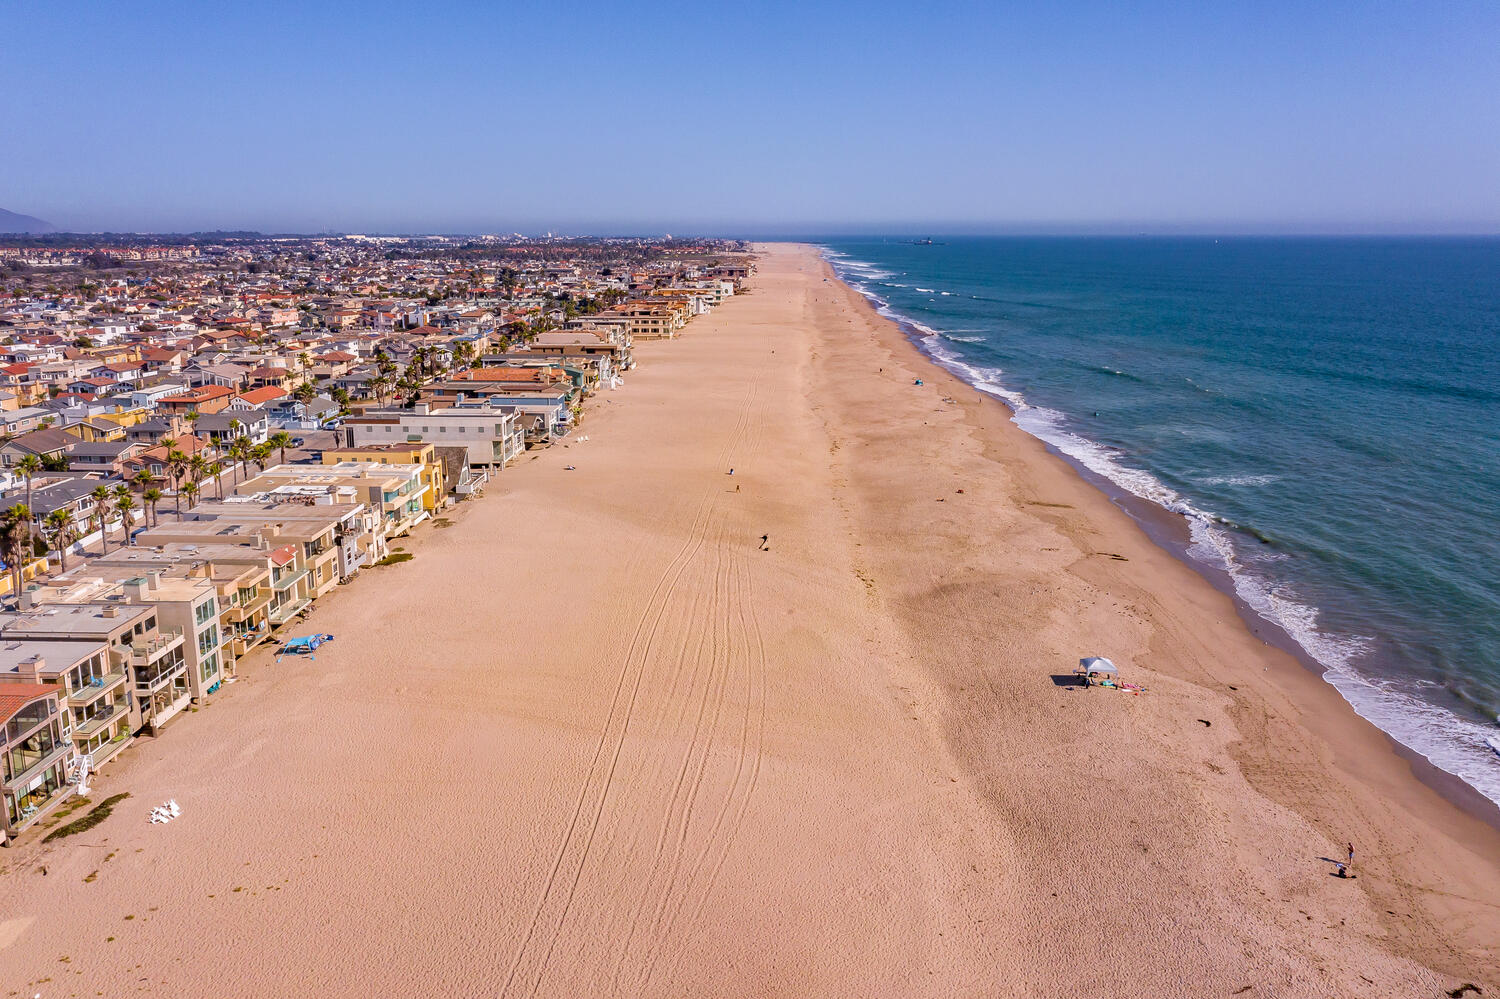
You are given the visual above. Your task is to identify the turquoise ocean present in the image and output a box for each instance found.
[821,237,1500,807]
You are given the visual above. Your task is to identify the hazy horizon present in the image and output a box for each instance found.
[4,1,1498,235]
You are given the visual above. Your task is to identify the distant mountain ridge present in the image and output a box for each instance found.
[0,208,56,234]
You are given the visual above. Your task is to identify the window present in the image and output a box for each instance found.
[200,652,219,682]
[194,599,217,625]
[198,625,218,657]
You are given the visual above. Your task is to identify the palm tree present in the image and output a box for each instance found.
[209,461,226,500]
[114,491,137,546]
[133,468,154,493]
[188,454,208,486]
[44,508,75,572]
[295,381,317,409]
[1,504,30,601]
[184,409,201,433]
[231,435,253,482]
[181,481,200,509]
[143,487,163,527]
[250,443,272,473]
[90,485,113,554]
[15,454,41,558]
[166,448,188,515]
[268,431,293,466]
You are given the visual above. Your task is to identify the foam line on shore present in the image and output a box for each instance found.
[822,246,1500,809]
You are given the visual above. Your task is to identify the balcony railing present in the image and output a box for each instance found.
[224,590,272,622]
[67,671,127,706]
[72,701,126,740]
[129,629,185,665]
[134,657,187,695]
[3,738,73,792]
[229,626,269,656]
[272,568,309,593]
[268,596,311,625]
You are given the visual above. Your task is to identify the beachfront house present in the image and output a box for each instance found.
[340,406,525,471]
[1,683,75,846]
[0,601,190,735]
[232,463,430,539]
[0,638,134,774]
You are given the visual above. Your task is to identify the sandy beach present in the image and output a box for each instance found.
[2,242,1496,997]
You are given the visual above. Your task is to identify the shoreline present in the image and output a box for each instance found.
[797,242,1500,987]
[821,247,1500,831]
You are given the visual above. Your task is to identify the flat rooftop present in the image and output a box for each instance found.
[0,638,109,674]
[0,602,153,638]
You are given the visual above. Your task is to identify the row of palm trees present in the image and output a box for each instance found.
[3,427,302,597]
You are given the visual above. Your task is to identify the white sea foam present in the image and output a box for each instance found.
[915,287,936,293]
[822,247,1500,808]
[1201,473,1283,487]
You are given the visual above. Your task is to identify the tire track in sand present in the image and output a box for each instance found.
[502,383,759,998]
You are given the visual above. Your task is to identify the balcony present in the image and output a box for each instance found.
[72,701,126,740]
[3,738,73,793]
[67,671,127,707]
[272,568,309,594]
[82,730,132,769]
[134,657,187,696]
[229,626,269,657]
[224,589,272,622]
[129,629,186,666]
[268,596,311,626]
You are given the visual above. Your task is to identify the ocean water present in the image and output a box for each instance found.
[821,237,1500,806]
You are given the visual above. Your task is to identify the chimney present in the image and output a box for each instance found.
[17,654,44,681]
[102,606,120,618]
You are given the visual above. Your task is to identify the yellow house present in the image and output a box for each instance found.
[95,405,154,429]
[62,417,128,442]
[321,443,447,512]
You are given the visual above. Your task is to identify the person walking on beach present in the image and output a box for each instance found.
[759,534,769,551]
[1347,842,1355,872]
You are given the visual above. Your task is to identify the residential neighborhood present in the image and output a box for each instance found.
[0,232,751,845]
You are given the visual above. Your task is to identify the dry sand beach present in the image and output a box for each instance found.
[2,243,1497,997]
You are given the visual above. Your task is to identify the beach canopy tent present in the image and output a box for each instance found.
[277,634,334,661]
[1076,656,1119,687]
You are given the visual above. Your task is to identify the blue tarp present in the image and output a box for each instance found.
[277,634,335,661]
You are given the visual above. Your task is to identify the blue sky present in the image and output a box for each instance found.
[3,0,1497,234]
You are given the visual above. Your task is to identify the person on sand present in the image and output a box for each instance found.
[759,534,769,551]
[1347,842,1355,870]
[1336,862,1347,878]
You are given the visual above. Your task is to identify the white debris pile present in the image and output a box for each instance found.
[148,799,182,824]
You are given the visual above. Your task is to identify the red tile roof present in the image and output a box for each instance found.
[235,386,288,405]
[0,683,59,723]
